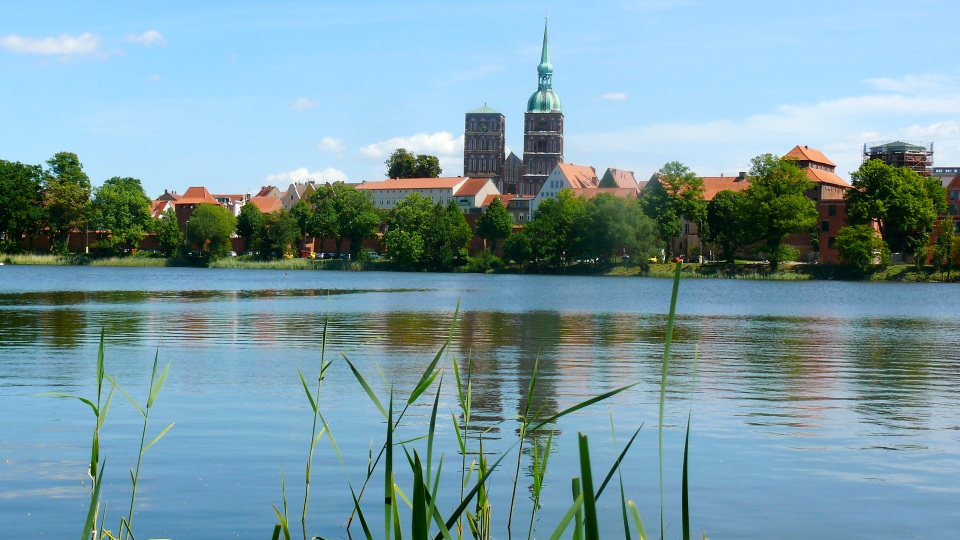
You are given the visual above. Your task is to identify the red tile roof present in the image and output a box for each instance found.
[556,163,598,189]
[249,196,283,214]
[454,177,492,197]
[701,176,750,201]
[605,168,640,190]
[357,177,466,190]
[176,186,219,205]
[481,194,517,207]
[784,145,837,168]
[149,199,174,219]
[804,168,850,188]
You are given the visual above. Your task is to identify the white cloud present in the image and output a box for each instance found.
[359,132,465,178]
[359,132,463,160]
[571,72,960,180]
[291,97,317,111]
[125,30,167,47]
[317,137,344,153]
[594,92,628,102]
[149,74,162,82]
[1,32,100,56]
[265,167,347,184]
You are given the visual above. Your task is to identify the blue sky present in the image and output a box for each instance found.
[2,0,959,197]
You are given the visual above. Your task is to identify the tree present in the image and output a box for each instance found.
[0,160,46,252]
[236,202,266,253]
[384,193,434,270]
[154,207,184,257]
[475,197,513,251]
[290,199,312,238]
[421,201,471,270]
[932,218,958,281]
[309,182,379,258]
[385,148,442,178]
[641,162,706,259]
[525,190,587,267]
[835,224,889,276]
[90,177,152,252]
[846,159,947,259]
[705,189,750,263]
[503,229,532,266]
[45,152,92,250]
[580,194,656,265]
[259,210,300,259]
[742,154,817,271]
[186,203,236,260]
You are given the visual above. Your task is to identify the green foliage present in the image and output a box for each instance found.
[90,177,153,252]
[579,193,656,264]
[384,194,470,271]
[705,189,749,263]
[290,198,312,237]
[846,159,947,253]
[835,224,889,275]
[527,190,588,266]
[44,151,92,246]
[236,201,265,252]
[259,209,300,258]
[0,159,46,253]
[309,182,379,258]
[475,197,514,252]
[154,208,184,257]
[385,148,443,179]
[742,153,817,271]
[502,229,533,266]
[932,218,960,281]
[466,251,505,273]
[641,162,706,259]
[186,203,236,260]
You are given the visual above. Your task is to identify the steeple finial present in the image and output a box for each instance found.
[537,19,553,90]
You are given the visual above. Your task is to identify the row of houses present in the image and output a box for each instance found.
[147,142,960,264]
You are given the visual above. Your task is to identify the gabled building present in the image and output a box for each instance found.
[357,176,502,212]
[783,145,852,263]
[248,196,284,214]
[173,186,220,229]
[282,181,317,210]
[599,168,642,196]
[531,163,598,214]
[453,177,500,214]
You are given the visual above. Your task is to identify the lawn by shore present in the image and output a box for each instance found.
[2,252,953,282]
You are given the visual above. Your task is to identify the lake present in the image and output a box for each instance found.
[1,265,959,539]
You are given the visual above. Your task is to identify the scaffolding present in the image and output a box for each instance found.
[863,140,934,176]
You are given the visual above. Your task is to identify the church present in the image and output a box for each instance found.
[463,21,563,197]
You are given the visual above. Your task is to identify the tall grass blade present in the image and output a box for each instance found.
[528,382,639,433]
[412,451,428,540]
[627,501,648,540]
[146,360,171,409]
[349,484,376,540]
[344,355,387,418]
[659,261,683,540]
[142,422,175,453]
[546,486,583,540]
[426,374,443,487]
[431,448,512,540]
[682,347,699,540]
[578,434,600,540]
[385,390,395,540]
[297,368,318,414]
[595,425,642,499]
[81,459,104,540]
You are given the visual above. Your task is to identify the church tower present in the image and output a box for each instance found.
[463,105,506,187]
[520,20,564,197]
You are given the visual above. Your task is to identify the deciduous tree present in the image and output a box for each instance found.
[385,148,442,178]
[742,154,817,271]
[236,202,265,253]
[90,177,152,252]
[475,197,513,251]
[309,182,379,258]
[154,207,184,257]
[0,159,46,252]
[846,159,947,258]
[186,203,236,260]
[259,209,300,259]
[835,224,888,276]
[705,189,750,263]
[641,162,706,259]
[45,152,92,250]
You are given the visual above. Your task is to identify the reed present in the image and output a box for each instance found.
[47,330,173,540]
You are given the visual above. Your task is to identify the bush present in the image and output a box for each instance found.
[466,251,505,273]
[835,225,889,275]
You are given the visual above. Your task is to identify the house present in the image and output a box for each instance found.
[255,185,282,198]
[531,163,598,214]
[599,168,642,196]
[454,177,500,214]
[281,181,317,210]
[357,177,501,211]
[172,186,221,230]
[672,173,751,259]
[248,196,284,214]
[783,145,852,263]
[213,193,247,216]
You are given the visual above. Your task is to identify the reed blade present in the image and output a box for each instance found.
[578,434,600,540]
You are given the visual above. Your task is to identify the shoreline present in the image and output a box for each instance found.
[1,253,951,282]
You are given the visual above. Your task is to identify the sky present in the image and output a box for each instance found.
[2,0,960,197]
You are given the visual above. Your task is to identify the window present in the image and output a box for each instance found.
[828,236,836,248]
[822,221,830,232]
[952,190,957,201]
[684,224,690,234]
[828,205,837,216]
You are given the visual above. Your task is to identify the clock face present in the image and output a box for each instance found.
[480,124,487,132]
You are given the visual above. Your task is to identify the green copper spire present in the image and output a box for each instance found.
[527,19,562,113]
[537,19,553,88]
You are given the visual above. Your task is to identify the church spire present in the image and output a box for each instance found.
[537,19,553,91]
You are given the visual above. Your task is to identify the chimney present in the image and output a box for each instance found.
[738,171,746,180]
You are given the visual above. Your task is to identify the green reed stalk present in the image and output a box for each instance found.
[659,262,682,539]
[297,315,332,540]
